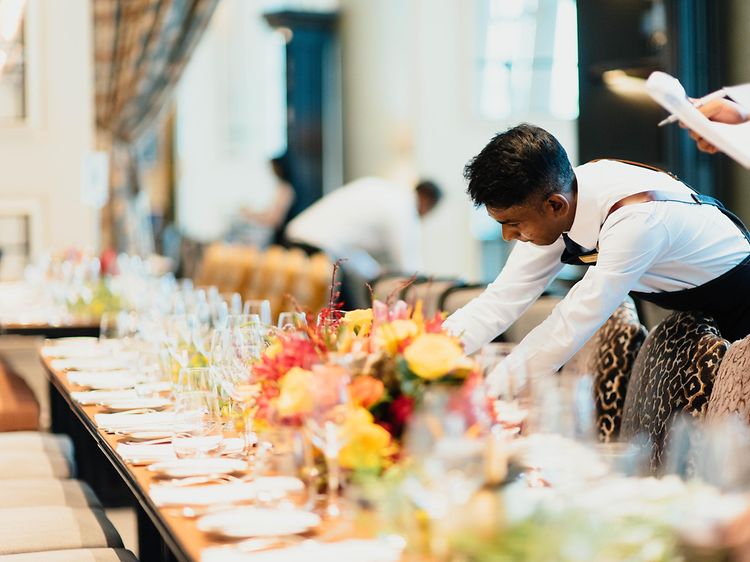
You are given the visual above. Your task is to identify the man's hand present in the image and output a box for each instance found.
[683,99,749,154]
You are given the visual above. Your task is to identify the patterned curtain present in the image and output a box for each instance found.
[93,0,219,255]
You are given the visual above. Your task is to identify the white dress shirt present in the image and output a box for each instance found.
[444,160,750,389]
[285,177,423,276]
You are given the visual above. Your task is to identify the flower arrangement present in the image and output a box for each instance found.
[250,273,478,472]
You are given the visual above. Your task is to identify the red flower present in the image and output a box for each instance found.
[390,395,415,427]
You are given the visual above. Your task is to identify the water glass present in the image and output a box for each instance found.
[277,311,307,331]
[243,299,272,326]
[172,390,224,458]
[254,427,317,510]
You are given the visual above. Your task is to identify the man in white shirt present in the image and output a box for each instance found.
[444,124,750,394]
[285,177,442,306]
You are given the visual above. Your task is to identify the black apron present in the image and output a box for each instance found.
[560,161,750,341]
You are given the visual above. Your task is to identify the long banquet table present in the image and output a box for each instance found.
[41,353,389,562]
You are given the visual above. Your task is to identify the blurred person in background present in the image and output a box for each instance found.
[284,177,442,308]
[230,153,296,247]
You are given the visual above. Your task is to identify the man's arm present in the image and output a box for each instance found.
[485,209,669,395]
[443,238,565,354]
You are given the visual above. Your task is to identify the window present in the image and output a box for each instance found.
[0,0,27,123]
[475,0,578,121]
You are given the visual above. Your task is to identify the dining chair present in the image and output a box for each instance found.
[0,506,124,555]
[0,549,138,562]
[0,431,75,478]
[705,334,750,424]
[620,311,729,472]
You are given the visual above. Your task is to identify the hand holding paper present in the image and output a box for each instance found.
[647,71,750,168]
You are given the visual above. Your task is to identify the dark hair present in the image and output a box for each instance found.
[415,180,443,205]
[464,124,574,209]
[270,152,291,183]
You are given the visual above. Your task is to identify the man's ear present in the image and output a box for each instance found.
[545,193,570,215]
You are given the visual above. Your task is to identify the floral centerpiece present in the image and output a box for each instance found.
[249,276,479,472]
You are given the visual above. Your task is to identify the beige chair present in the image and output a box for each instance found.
[0,507,123,555]
[0,479,100,508]
[371,274,424,304]
[0,432,75,478]
[438,284,486,316]
[503,295,563,343]
[0,549,138,562]
[403,279,463,317]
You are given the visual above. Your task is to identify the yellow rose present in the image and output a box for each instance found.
[403,333,464,380]
[276,367,314,417]
[339,407,395,470]
[375,319,419,353]
[264,339,282,360]
[344,308,374,336]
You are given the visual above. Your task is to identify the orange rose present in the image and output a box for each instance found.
[349,375,385,409]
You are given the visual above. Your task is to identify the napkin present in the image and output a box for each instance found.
[117,443,177,463]
[67,371,138,390]
[201,539,404,562]
[52,357,132,371]
[71,389,138,405]
[150,481,258,506]
[95,411,175,432]
[41,345,112,359]
[150,476,302,506]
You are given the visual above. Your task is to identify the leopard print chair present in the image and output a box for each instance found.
[620,311,729,472]
[590,300,649,442]
[705,335,750,424]
[562,299,648,442]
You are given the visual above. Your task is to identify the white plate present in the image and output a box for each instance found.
[197,507,320,538]
[148,458,248,478]
[100,397,172,413]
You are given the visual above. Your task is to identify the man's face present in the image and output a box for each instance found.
[487,197,568,246]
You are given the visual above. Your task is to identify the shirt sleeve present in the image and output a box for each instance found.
[485,209,670,395]
[443,238,566,354]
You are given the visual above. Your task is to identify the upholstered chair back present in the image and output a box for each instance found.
[620,312,729,472]
[705,335,750,424]
[587,300,648,442]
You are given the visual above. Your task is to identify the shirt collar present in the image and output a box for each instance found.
[564,168,600,251]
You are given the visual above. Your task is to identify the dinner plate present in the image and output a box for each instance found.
[148,458,248,478]
[100,397,172,413]
[197,507,320,538]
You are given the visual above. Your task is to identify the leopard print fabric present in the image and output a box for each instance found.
[705,335,750,424]
[620,312,729,472]
[588,300,648,443]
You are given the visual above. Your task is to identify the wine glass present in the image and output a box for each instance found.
[306,366,351,518]
[277,311,307,332]
[172,389,224,459]
[243,299,272,326]
[253,426,317,510]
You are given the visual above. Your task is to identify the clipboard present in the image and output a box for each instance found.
[646,71,750,169]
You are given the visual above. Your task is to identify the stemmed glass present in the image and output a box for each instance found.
[172,367,223,458]
[243,299,272,327]
[306,366,351,518]
[277,311,307,332]
[210,326,263,454]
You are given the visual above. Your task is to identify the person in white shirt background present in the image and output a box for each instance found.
[444,124,750,396]
[284,177,442,308]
